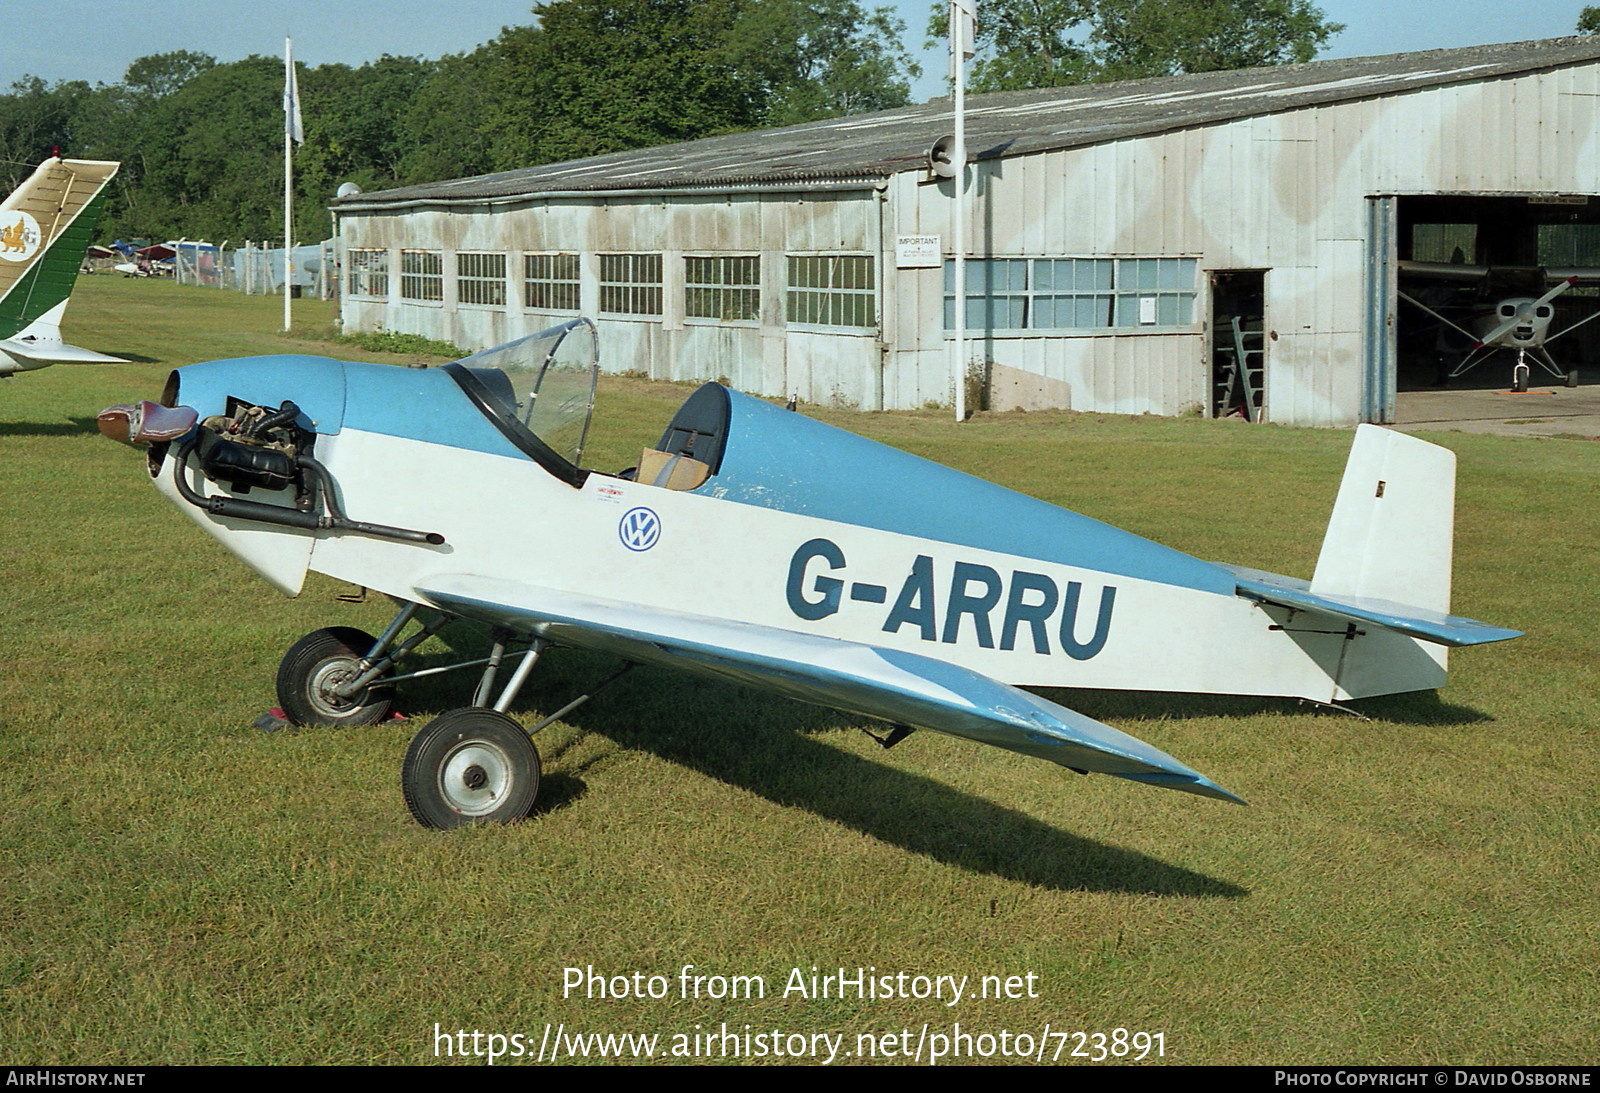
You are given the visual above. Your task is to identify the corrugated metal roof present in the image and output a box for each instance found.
[336,35,1600,208]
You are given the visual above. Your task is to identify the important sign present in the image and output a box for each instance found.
[896,235,941,268]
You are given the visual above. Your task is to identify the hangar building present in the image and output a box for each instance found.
[332,36,1600,426]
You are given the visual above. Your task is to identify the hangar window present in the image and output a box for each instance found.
[457,252,507,307]
[1113,258,1198,326]
[400,250,443,302]
[786,255,876,329]
[945,257,1197,331]
[599,253,663,317]
[524,253,581,312]
[1410,223,1477,264]
[347,248,389,298]
[947,258,1030,329]
[686,255,760,323]
[1539,223,1600,267]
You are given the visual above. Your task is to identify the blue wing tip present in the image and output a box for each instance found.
[1113,770,1249,805]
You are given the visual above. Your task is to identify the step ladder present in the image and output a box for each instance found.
[1214,316,1265,421]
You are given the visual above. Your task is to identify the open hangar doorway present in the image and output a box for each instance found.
[1393,194,1600,392]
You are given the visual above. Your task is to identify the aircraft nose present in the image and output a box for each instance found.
[96,400,198,446]
[1509,304,1538,341]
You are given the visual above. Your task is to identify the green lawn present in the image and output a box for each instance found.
[1,276,1595,1065]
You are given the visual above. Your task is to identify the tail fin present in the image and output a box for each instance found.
[1311,424,1454,614]
[1228,424,1517,654]
[0,157,121,371]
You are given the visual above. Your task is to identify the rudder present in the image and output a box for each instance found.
[0,157,120,339]
[1310,424,1455,615]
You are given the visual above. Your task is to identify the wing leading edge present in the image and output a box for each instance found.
[417,575,1244,804]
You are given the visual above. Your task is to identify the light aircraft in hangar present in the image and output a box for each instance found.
[1398,260,1600,391]
[0,156,124,377]
[98,319,1520,826]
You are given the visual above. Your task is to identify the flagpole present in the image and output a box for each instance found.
[283,36,296,332]
[950,2,974,423]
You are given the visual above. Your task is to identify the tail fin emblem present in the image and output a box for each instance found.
[0,212,41,261]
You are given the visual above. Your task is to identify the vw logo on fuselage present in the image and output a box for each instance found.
[618,506,662,552]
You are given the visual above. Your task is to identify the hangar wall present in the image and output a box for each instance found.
[338,55,1600,425]
[880,62,1600,425]
[340,189,886,407]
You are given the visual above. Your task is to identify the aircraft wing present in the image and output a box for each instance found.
[1542,267,1600,284]
[1400,260,1600,287]
[1396,260,1490,281]
[416,575,1244,804]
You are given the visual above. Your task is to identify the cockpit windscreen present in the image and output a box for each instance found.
[446,319,599,480]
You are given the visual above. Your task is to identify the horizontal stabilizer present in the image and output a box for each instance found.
[0,336,125,367]
[1228,566,1521,648]
[1,301,124,368]
[418,575,1244,804]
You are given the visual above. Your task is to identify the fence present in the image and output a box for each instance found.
[171,239,338,299]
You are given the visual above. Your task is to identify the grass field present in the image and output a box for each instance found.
[2,276,1596,1065]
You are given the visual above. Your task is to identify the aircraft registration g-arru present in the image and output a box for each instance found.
[0,156,123,376]
[98,320,1521,827]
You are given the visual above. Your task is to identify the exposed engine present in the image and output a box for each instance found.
[194,398,312,495]
[146,396,445,547]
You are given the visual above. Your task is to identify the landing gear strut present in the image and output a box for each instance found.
[279,599,634,828]
[1512,354,1530,393]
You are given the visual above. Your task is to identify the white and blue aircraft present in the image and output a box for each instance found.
[99,319,1520,827]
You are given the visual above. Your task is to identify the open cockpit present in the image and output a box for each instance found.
[442,317,729,493]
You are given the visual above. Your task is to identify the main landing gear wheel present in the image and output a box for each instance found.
[276,627,393,728]
[402,708,541,829]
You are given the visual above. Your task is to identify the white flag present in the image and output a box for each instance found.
[284,37,304,146]
[951,0,977,61]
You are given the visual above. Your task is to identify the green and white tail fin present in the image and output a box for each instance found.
[0,156,123,375]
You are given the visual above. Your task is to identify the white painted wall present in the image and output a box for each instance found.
[340,61,1600,424]
[885,63,1600,424]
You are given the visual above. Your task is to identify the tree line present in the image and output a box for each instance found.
[0,0,1349,245]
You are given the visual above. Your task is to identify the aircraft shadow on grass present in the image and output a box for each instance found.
[397,638,1247,898]
[390,627,1493,894]
[95,350,162,364]
[1048,686,1492,728]
[0,418,98,438]
[0,413,158,438]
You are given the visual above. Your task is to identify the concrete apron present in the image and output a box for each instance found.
[1393,386,1600,439]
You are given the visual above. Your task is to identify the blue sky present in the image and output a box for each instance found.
[2,1,1593,99]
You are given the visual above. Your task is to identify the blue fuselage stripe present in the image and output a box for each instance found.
[701,389,1235,595]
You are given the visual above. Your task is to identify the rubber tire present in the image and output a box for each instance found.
[276,627,392,728]
[1512,367,1529,393]
[1567,368,1579,388]
[402,708,541,829]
